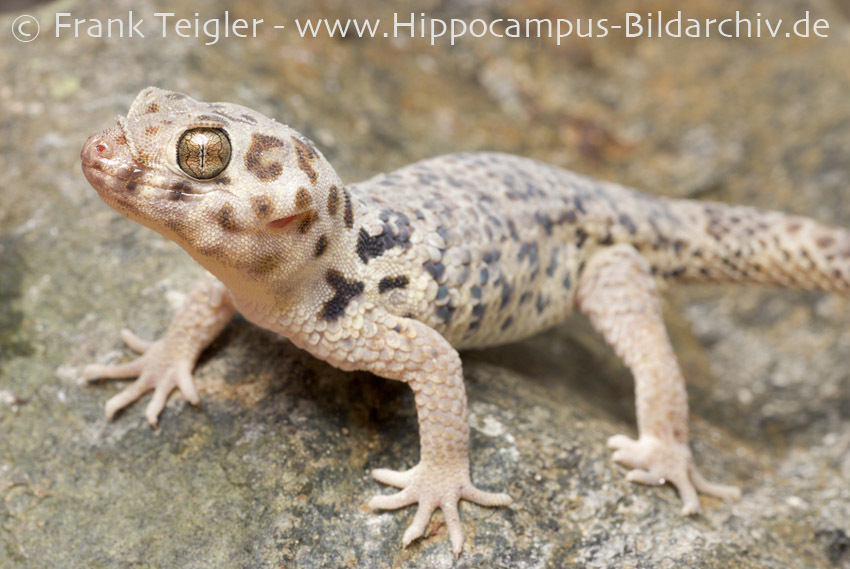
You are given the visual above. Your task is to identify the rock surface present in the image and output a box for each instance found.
[1,0,849,567]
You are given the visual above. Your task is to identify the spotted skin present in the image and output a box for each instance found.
[81,88,850,556]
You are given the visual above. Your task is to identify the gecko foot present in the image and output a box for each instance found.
[368,462,511,556]
[82,328,199,427]
[608,434,741,514]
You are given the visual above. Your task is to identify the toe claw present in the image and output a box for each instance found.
[85,331,202,424]
[610,433,737,515]
[370,461,509,555]
[441,501,464,557]
[402,503,435,547]
[104,379,151,420]
[177,368,200,406]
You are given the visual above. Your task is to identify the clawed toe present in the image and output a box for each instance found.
[120,329,153,354]
[371,467,415,488]
[83,359,145,382]
[625,468,665,486]
[369,461,510,555]
[367,486,417,510]
[401,501,438,548]
[690,466,741,501]
[84,331,201,426]
[608,433,739,514]
[460,485,512,507]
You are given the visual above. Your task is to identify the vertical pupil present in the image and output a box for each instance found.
[196,134,209,170]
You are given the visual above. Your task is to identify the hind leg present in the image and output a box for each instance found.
[576,244,740,513]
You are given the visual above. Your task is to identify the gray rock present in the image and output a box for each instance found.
[1,0,848,567]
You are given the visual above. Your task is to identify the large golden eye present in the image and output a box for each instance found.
[176,127,231,179]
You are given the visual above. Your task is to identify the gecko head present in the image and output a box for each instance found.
[81,87,348,293]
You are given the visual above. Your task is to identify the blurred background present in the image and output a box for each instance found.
[1,0,849,567]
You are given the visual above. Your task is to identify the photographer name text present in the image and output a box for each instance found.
[53,11,830,46]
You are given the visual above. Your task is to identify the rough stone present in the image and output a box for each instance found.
[1,0,848,567]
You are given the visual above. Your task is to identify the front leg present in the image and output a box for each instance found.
[576,244,740,513]
[308,308,511,555]
[83,271,236,426]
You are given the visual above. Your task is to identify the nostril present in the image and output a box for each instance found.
[85,135,114,160]
[81,132,119,164]
[93,139,110,154]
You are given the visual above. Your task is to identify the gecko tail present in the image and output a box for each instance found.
[653,199,850,294]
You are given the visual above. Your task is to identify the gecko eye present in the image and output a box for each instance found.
[176,127,232,179]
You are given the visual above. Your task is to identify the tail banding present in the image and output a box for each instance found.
[652,200,850,294]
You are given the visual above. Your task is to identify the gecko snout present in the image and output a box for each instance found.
[81,133,113,162]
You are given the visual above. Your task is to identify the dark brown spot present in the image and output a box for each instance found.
[500,282,513,309]
[327,185,340,216]
[618,214,637,235]
[356,226,398,263]
[144,125,160,136]
[292,136,318,185]
[536,294,548,314]
[251,196,273,219]
[218,202,237,231]
[817,235,836,249]
[314,235,328,257]
[214,176,231,186]
[321,269,364,321]
[295,187,313,210]
[378,275,409,293]
[298,211,317,234]
[125,182,137,192]
[436,305,455,324]
[425,261,446,282]
[244,133,287,181]
[343,188,354,229]
[787,221,802,233]
[252,254,278,275]
[208,107,257,126]
[146,102,160,114]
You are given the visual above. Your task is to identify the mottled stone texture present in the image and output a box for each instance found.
[0,0,849,567]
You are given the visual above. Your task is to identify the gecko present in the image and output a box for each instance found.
[79,87,849,556]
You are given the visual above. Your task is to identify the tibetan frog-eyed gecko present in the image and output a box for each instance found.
[80,87,849,555]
